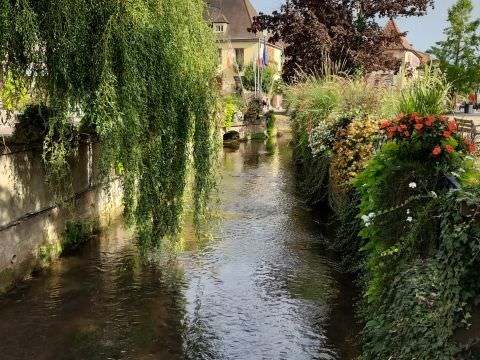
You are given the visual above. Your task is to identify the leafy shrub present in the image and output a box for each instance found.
[38,242,62,267]
[330,117,382,186]
[223,95,246,130]
[242,64,276,93]
[11,104,50,144]
[224,99,235,130]
[0,74,29,112]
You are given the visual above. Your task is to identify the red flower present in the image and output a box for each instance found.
[438,115,447,123]
[415,123,424,130]
[399,124,407,131]
[443,131,451,138]
[396,113,405,121]
[388,132,395,140]
[432,146,442,156]
[388,126,398,133]
[403,131,410,137]
[447,121,457,133]
[410,113,423,124]
[380,120,392,130]
[425,116,435,127]
[464,137,477,153]
[408,113,422,123]
[445,144,454,154]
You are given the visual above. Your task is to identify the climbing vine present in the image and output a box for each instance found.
[0,0,219,245]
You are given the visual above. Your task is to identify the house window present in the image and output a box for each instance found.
[234,48,244,69]
[213,24,225,33]
[217,48,222,65]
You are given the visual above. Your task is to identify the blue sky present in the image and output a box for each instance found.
[250,0,480,51]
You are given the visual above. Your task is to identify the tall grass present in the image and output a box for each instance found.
[397,65,451,116]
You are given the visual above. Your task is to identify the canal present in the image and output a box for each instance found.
[0,137,358,360]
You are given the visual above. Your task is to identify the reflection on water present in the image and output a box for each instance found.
[0,137,358,360]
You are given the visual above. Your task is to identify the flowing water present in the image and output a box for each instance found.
[0,138,358,360]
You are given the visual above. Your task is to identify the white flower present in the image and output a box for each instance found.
[406,209,410,215]
[409,182,417,189]
[430,191,438,199]
[451,172,460,178]
[406,216,413,223]
[362,213,375,226]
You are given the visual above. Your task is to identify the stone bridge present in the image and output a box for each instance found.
[221,123,266,142]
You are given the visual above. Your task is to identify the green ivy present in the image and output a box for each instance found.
[361,188,480,359]
[355,137,480,358]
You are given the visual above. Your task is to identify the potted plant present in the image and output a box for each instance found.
[465,93,476,113]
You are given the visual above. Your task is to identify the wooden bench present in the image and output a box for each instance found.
[455,118,480,144]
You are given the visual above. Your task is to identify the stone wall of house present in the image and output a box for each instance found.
[0,140,123,293]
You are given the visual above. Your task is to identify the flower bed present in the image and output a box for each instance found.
[288,67,480,359]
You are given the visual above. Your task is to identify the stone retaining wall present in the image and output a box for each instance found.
[0,140,123,292]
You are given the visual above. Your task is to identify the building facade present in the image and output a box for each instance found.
[205,0,283,94]
[383,18,431,72]
[368,19,432,87]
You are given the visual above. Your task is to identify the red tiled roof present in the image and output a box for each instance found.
[415,51,432,64]
[384,18,414,50]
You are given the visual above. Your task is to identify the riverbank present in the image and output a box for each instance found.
[286,69,480,359]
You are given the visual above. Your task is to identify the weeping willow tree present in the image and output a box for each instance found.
[0,0,219,245]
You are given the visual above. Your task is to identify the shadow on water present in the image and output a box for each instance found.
[0,136,358,360]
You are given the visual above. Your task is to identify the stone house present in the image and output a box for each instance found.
[368,18,432,86]
[383,18,431,71]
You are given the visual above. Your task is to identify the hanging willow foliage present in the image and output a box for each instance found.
[0,0,219,245]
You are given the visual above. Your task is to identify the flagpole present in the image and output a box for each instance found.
[253,43,257,96]
[257,38,261,99]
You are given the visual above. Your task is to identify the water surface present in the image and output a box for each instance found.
[0,138,358,359]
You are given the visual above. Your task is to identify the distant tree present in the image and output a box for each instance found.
[249,0,435,81]
[428,0,480,96]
